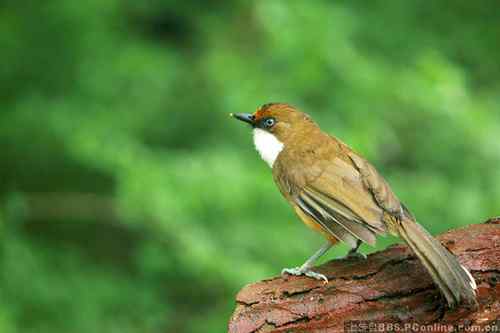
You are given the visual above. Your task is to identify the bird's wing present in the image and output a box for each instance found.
[295,187,375,247]
[347,152,403,218]
[273,156,361,247]
[272,134,406,247]
[298,155,388,246]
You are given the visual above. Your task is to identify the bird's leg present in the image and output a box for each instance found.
[345,239,367,260]
[281,242,332,283]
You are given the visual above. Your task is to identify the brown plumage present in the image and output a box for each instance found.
[231,103,477,308]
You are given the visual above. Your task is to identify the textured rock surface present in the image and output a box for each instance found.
[229,218,500,333]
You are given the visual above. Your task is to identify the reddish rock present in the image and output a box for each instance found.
[229,219,500,333]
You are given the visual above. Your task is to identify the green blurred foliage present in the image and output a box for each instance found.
[1,1,500,332]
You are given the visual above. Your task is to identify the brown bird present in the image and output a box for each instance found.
[231,103,477,308]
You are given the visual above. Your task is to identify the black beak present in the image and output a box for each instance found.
[230,113,255,126]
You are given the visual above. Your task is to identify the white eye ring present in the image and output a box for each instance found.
[264,118,275,128]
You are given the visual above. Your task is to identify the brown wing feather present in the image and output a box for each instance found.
[348,152,403,218]
[271,132,399,247]
[305,157,387,235]
[296,193,358,248]
[300,188,379,245]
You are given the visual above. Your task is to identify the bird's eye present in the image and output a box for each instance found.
[263,118,276,128]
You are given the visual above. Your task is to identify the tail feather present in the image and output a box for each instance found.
[397,217,477,308]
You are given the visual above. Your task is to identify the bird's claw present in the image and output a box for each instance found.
[304,270,329,283]
[281,267,329,283]
[281,267,300,276]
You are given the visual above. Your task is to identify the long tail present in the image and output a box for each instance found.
[396,216,477,308]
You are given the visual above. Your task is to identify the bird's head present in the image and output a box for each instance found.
[231,103,316,140]
[231,103,318,167]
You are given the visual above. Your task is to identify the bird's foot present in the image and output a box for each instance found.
[281,267,329,283]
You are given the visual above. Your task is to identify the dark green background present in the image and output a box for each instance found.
[1,1,499,332]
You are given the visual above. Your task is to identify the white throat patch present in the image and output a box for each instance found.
[253,128,284,168]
